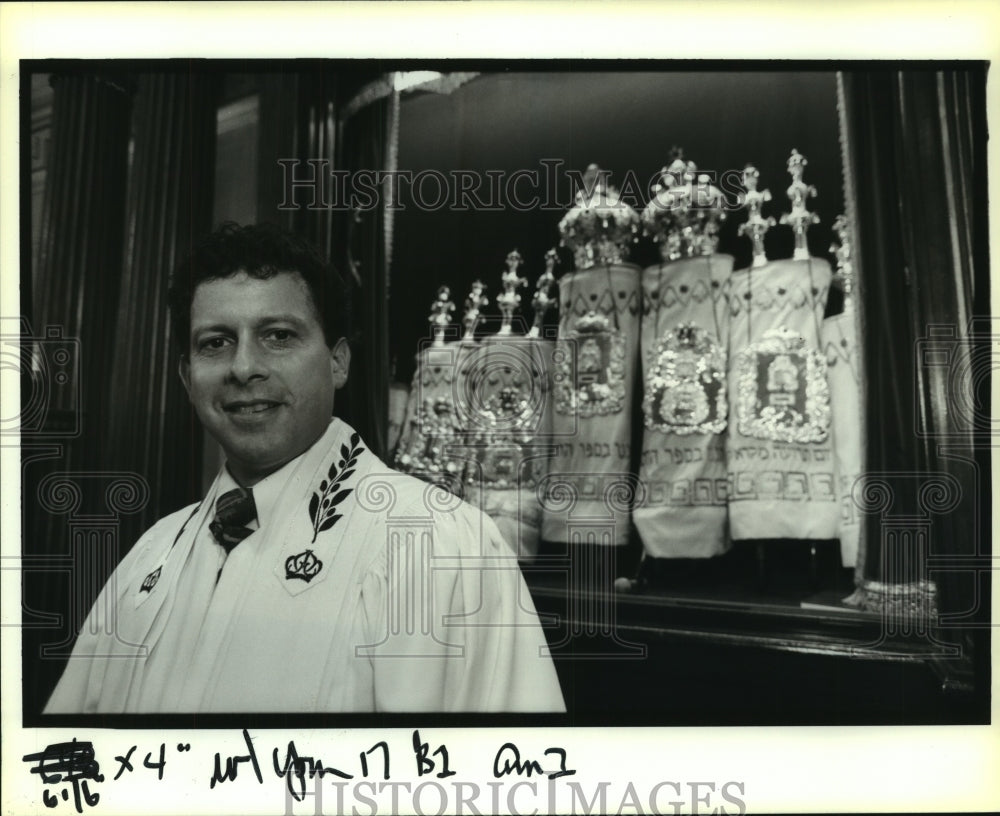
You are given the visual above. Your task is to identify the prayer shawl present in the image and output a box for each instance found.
[45,419,565,713]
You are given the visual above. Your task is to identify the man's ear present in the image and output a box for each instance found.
[329,338,351,389]
[178,356,192,399]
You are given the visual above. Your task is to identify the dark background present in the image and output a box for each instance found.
[391,70,844,383]
[20,62,989,726]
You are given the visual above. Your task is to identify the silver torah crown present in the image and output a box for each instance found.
[557,164,640,269]
[641,147,727,261]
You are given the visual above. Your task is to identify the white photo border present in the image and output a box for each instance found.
[2,3,998,815]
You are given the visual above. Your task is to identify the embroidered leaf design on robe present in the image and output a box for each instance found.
[309,432,364,542]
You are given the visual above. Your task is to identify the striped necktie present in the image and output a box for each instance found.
[209,487,257,553]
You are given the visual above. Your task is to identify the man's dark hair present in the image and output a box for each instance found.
[168,222,351,356]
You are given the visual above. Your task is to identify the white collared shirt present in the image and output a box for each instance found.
[45,419,565,713]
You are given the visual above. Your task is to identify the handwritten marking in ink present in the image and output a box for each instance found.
[542,747,577,779]
[112,746,136,780]
[210,729,263,789]
[413,730,455,779]
[23,739,104,813]
[359,741,390,780]
[493,742,576,779]
[273,740,353,801]
[113,743,167,781]
[143,743,166,780]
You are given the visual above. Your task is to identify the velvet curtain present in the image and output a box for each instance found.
[840,67,988,643]
[255,68,394,459]
[334,79,396,459]
[25,65,987,716]
[23,69,218,716]
[104,73,219,547]
[22,70,135,715]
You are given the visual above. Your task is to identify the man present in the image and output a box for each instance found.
[45,223,565,713]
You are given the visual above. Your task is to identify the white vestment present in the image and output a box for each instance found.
[45,419,565,713]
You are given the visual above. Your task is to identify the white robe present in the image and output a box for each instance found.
[45,419,565,713]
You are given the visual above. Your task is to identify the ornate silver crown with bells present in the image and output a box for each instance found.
[641,147,727,261]
[557,164,640,270]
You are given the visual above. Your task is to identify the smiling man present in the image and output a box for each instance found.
[45,222,565,713]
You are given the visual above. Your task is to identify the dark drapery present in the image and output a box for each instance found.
[22,72,135,710]
[334,78,396,459]
[32,73,134,466]
[840,67,989,658]
[24,65,988,723]
[104,73,219,547]
[23,70,218,714]
[256,68,394,458]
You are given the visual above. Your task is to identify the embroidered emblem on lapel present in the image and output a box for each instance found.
[139,566,162,593]
[285,549,323,582]
[308,432,364,543]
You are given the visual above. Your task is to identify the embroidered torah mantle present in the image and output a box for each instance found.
[822,303,863,566]
[635,254,733,558]
[461,335,554,562]
[726,258,840,540]
[542,263,642,547]
[394,340,478,495]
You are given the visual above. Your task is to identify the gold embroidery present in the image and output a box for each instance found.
[553,311,627,416]
[643,323,726,435]
[735,327,830,443]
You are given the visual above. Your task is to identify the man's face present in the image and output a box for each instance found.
[179,270,349,486]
